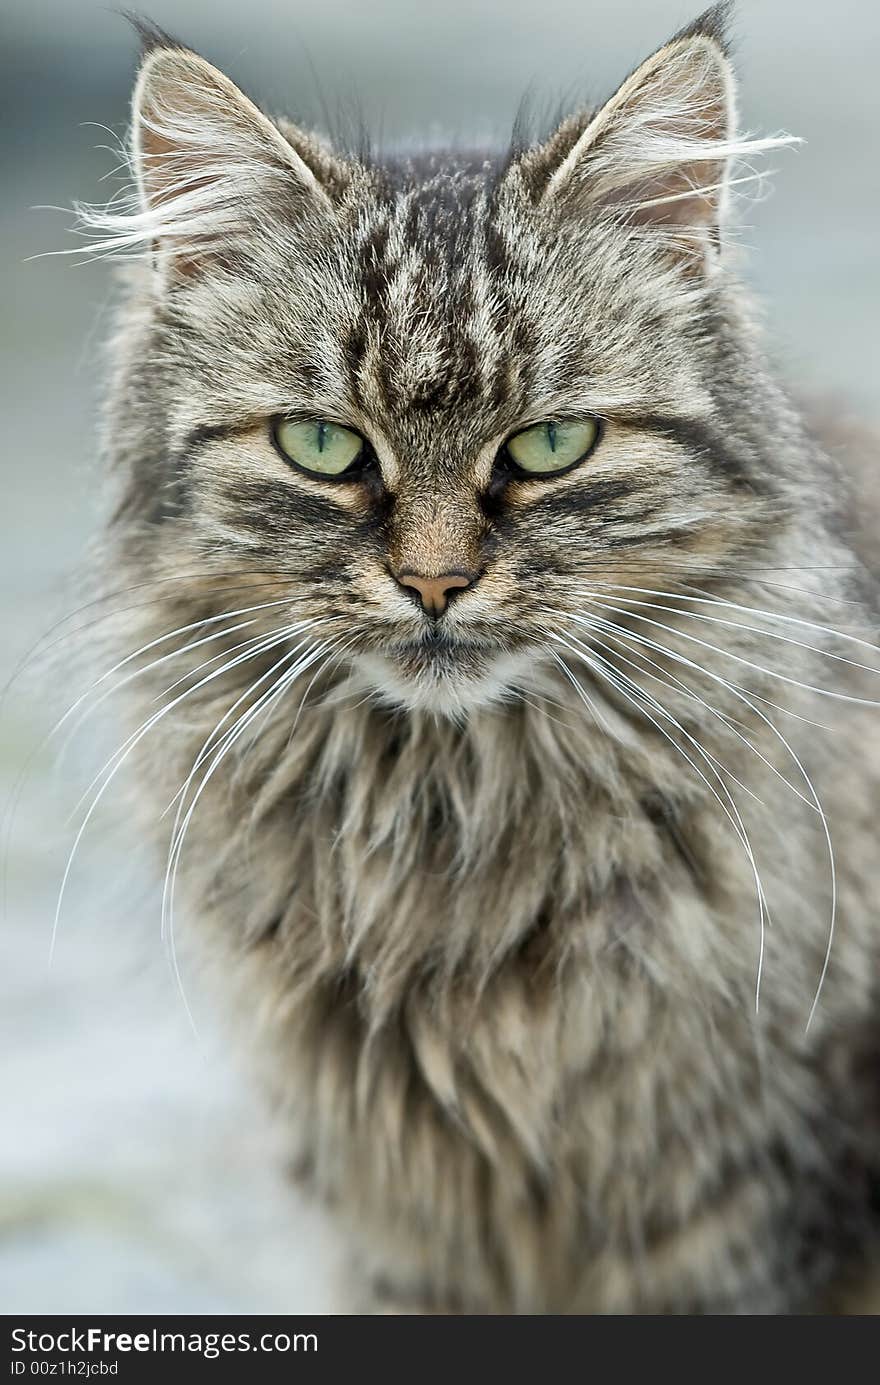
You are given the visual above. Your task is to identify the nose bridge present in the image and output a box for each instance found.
[389,485,484,578]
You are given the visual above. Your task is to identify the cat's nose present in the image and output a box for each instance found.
[394,568,478,617]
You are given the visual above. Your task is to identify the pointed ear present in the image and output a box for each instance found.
[518,6,791,266]
[127,42,347,276]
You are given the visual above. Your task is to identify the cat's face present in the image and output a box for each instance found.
[104,18,787,715]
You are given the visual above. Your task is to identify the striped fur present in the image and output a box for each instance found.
[85,5,880,1311]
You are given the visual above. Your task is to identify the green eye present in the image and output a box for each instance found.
[505,419,600,476]
[272,418,365,477]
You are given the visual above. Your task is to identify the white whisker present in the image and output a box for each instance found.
[69,620,316,822]
[159,628,336,1032]
[50,618,315,966]
[570,614,817,813]
[161,618,338,820]
[57,618,263,760]
[548,650,616,737]
[548,628,771,1009]
[561,596,838,1027]
[582,584,880,675]
[582,594,880,710]
[161,637,334,953]
[53,595,294,739]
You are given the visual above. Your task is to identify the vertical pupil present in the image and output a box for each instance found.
[547,423,557,453]
[316,422,327,454]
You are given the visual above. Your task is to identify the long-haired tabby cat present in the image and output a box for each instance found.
[72,4,880,1312]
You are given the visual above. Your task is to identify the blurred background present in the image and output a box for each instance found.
[1,0,877,1314]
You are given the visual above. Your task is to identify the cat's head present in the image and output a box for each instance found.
[93,6,797,717]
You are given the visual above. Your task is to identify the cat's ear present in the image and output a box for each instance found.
[128,37,347,277]
[516,5,788,266]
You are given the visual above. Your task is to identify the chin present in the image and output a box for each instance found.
[351,643,541,718]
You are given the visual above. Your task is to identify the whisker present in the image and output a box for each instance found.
[69,619,317,822]
[162,643,331,1030]
[57,618,263,759]
[161,618,339,820]
[161,637,334,952]
[560,603,838,1027]
[567,614,818,813]
[548,650,616,737]
[582,595,880,709]
[683,576,871,613]
[277,630,360,756]
[581,583,880,672]
[1,570,295,708]
[548,630,771,1009]
[159,628,338,1028]
[55,595,295,735]
[2,593,298,920]
[549,630,770,887]
[555,622,772,810]
[50,619,316,965]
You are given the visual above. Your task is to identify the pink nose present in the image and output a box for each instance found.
[395,569,476,616]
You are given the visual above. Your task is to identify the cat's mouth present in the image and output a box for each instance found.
[389,630,489,675]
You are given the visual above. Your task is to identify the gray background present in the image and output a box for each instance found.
[1,0,877,1313]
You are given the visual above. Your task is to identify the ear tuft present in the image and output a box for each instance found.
[518,4,796,269]
[672,1,734,52]
[121,13,183,59]
[73,40,347,277]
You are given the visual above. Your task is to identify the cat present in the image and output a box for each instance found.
[76,3,880,1311]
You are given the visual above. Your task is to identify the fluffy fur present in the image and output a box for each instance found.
[78,5,879,1311]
